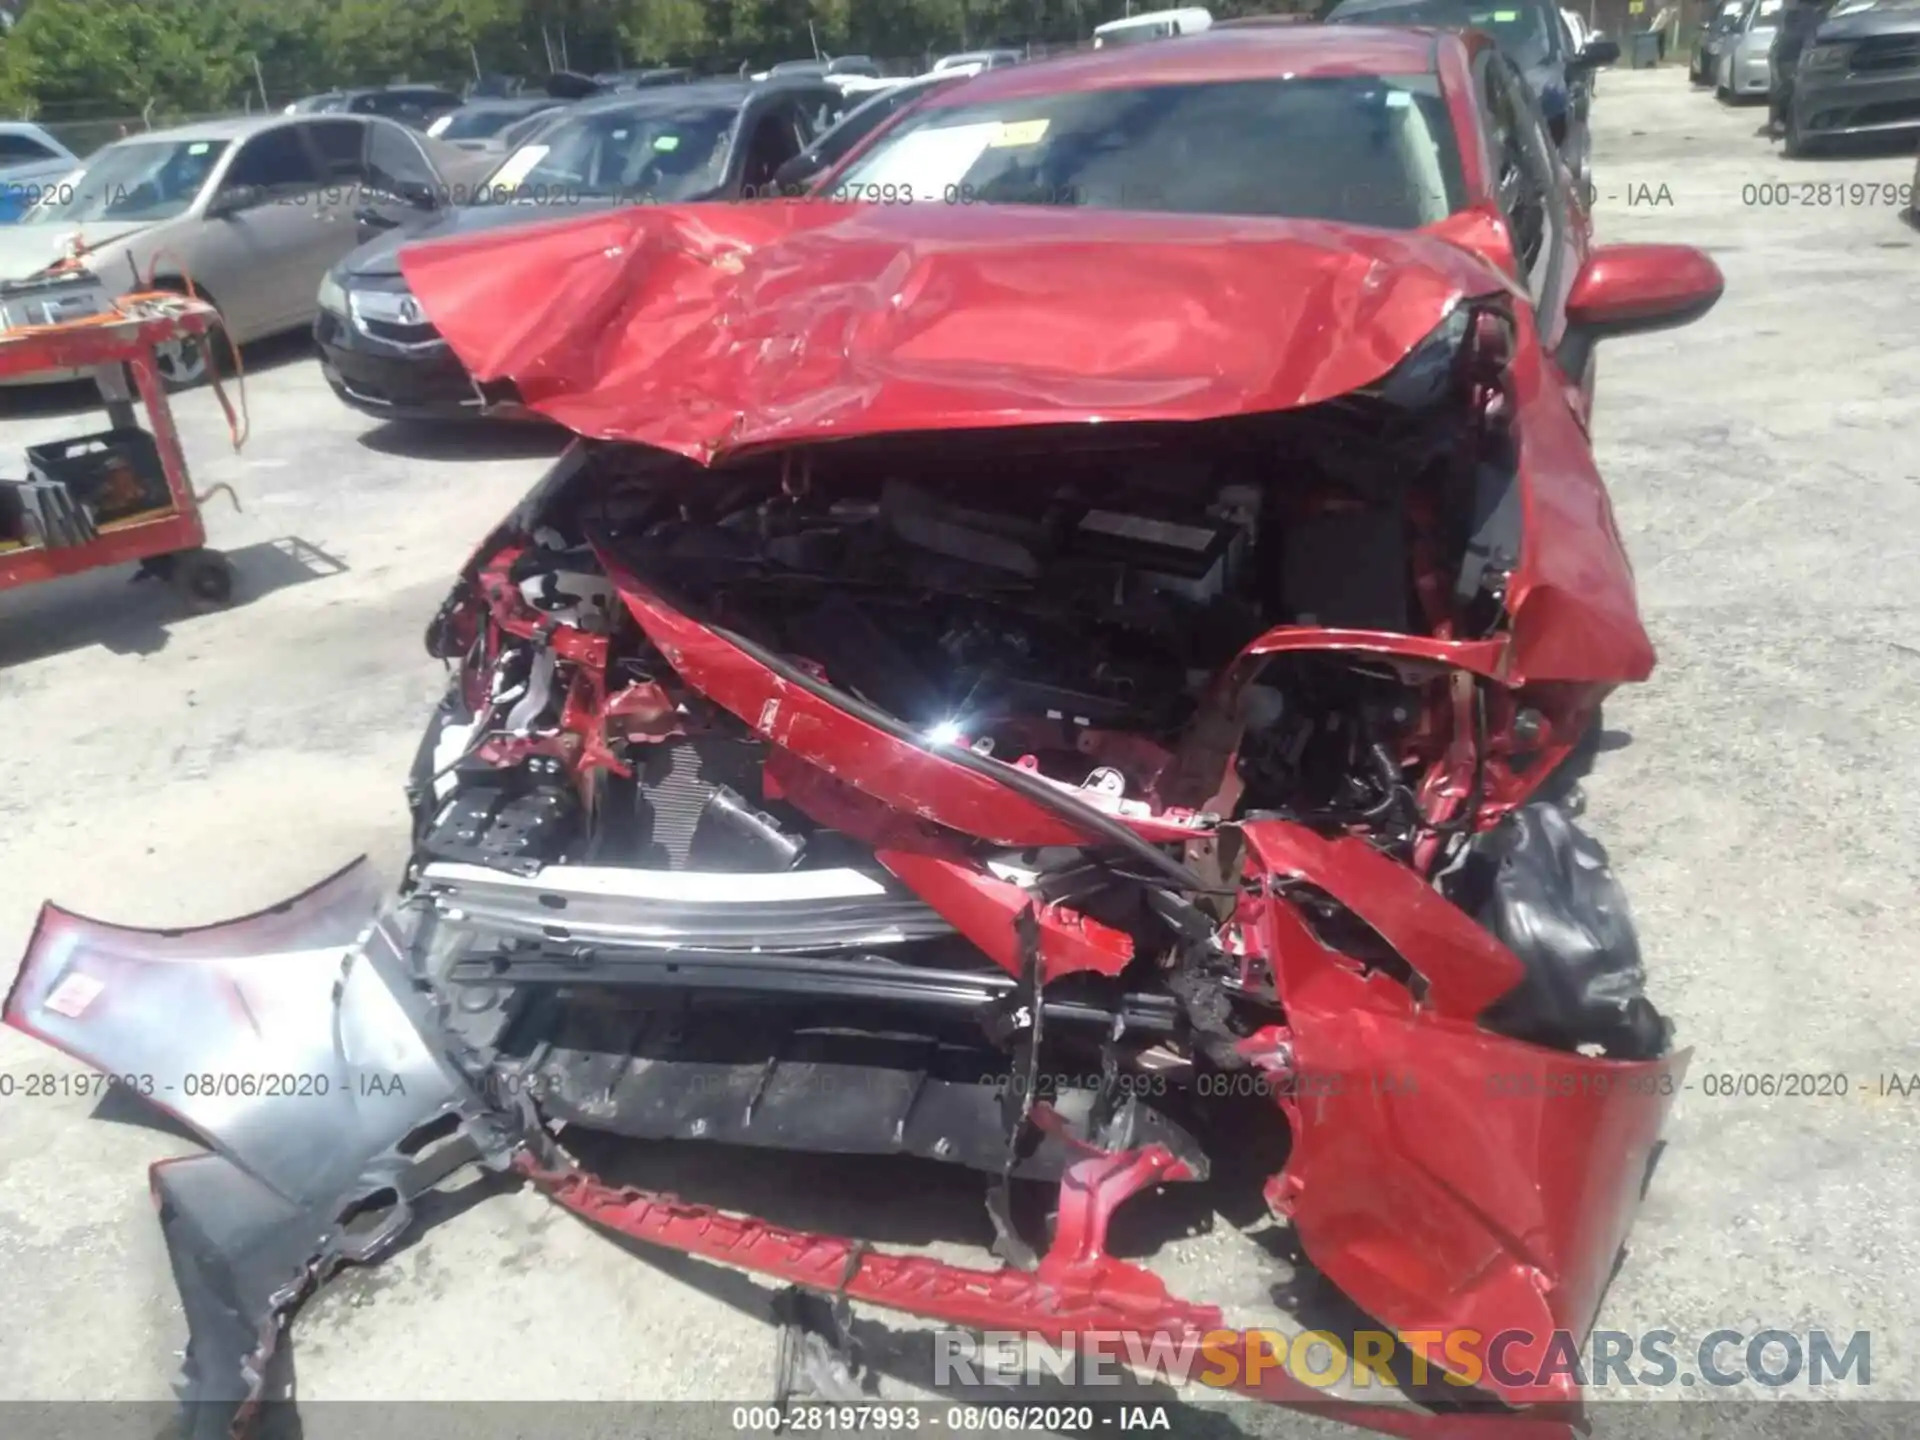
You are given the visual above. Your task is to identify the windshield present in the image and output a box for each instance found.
[486,103,737,202]
[21,137,229,224]
[1331,0,1559,65]
[831,76,1465,229]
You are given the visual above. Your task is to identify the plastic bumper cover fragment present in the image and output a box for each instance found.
[2,859,513,1430]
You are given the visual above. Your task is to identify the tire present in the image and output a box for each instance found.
[147,283,230,393]
[1783,107,1820,157]
[166,547,235,611]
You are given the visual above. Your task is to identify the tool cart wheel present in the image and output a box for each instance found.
[166,547,235,611]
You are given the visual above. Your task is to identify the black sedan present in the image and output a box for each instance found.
[315,79,854,422]
[1324,0,1618,183]
[1785,0,1920,155]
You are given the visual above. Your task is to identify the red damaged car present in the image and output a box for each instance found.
[6,26,1722,1438]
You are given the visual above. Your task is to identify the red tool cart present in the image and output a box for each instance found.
[0,295,238,608]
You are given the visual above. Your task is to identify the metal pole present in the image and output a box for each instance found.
[252,55,270,111]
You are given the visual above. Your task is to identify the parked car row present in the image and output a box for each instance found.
[1691,0,1920,163]
[0,121,79,224]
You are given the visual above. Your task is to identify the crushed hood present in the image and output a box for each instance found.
[398,200,1507,462]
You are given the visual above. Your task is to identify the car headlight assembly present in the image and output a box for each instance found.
[317,271,349,317]
[1801,43,1849,71]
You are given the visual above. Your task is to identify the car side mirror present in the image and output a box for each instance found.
[772,152,822,193]
[1560,243,1722,376]
[1573,36,1622,69]
[1566,244,1723,338]
[355,204,404,235]
[204,186,260,220]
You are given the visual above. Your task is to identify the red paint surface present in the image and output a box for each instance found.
[1237,821,1690,1405]
[399,200,1499,462]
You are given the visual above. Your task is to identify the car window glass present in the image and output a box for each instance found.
[366,121,441,197]
[221,126,322,196]
[741,106,807,189]
[505,104,738,202]
[498,110,560,152]
[799,90,854,141]
[1328,0,1560,65]
[308,119,365,180]
[0,132,58,164]
[1481,56,1560,297]
[834,76,1466,228]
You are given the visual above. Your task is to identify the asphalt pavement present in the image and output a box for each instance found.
[0,68,1914,1431]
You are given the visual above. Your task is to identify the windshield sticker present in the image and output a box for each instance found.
[187,142,211,155]
[488,144,549,190]
[653,134,681,151]
[989,118,1050,148]
[1385,90,1413,107]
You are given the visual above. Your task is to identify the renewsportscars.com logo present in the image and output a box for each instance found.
[934,1328,1872,1392]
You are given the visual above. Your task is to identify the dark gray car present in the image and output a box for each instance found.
[1324,0,1617,183]
[1784,0,1920,153]
[314,80,855,420]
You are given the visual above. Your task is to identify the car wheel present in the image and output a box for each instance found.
[147,286,230,393]
[1783,108,1819,157]
[151,331,216,392]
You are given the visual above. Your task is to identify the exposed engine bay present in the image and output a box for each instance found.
[6,325,1686,1440]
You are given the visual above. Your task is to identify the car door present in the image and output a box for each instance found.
[303,117,378,287]
[189,122,336,338]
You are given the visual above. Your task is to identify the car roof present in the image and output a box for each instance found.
[455,96,559,113]
[1330,0,1554,17]
[563,76,835,117]
[918,25,1443,107]
[115,114,329,144]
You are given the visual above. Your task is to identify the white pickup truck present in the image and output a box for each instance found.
[0,122,81,224]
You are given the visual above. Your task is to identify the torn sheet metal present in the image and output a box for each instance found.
[396,200,1502,462]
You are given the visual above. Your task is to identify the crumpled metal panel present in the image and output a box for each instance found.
[396,200,1501,462]
[1237,819,1688,1406]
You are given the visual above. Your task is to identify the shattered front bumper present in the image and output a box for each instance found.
[7,839,1685,1438]
[4,861,519,1428]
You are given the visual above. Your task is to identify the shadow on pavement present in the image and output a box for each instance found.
[355,418,569,463]
[0,534,348,668]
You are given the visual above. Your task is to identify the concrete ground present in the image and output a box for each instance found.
[1,68,1915,1429]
